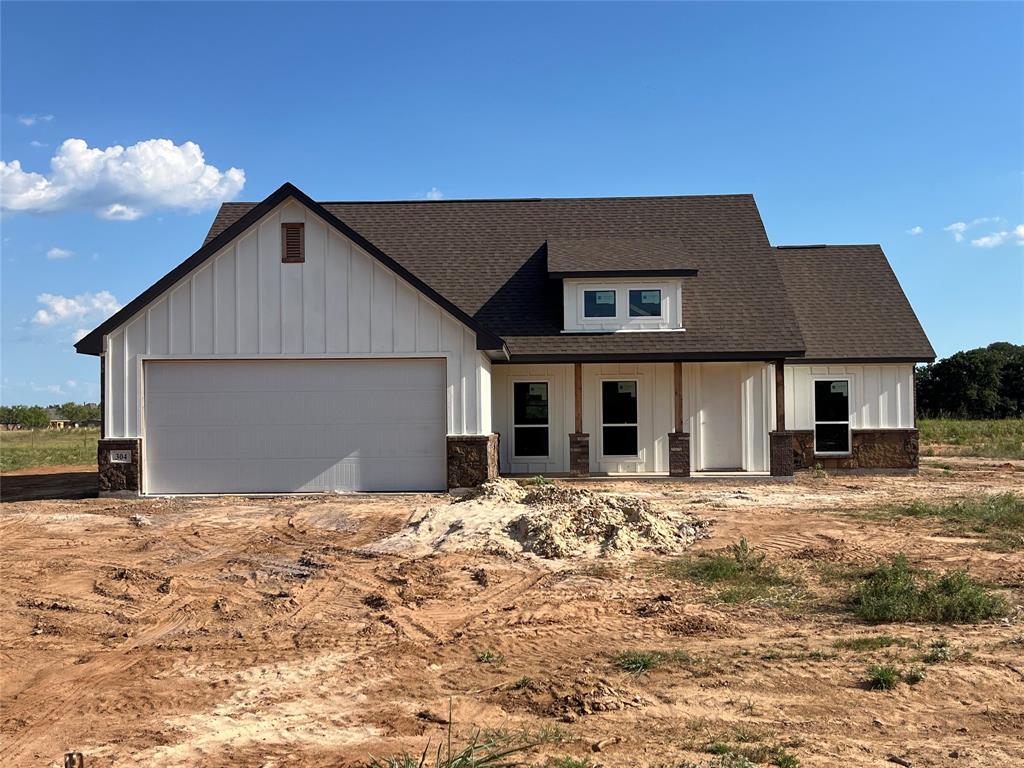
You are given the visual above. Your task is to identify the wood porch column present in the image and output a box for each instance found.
[668,361,690,476]
[775,359,786,431]
[770,359,794,477]
[569,363,589,476]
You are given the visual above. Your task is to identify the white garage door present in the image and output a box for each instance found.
[144,359,446,494]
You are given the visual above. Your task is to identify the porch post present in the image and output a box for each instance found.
[769,359,794,477]
[568,362,590,476]
[668,361,691,477]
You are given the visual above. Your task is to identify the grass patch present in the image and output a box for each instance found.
[0,428,99,472]
[871,494,1024,551]
[832,634,911,652]
[704,742,799,767]
[613,648,692,674]
[664,539,804,607]
[367,717,536,767]
[918,418,1024,459]
[475,649,503,664]
[864,664,901,690]
[850,555,1008,624]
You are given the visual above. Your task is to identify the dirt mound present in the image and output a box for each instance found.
[457,477,527,504]
[508,484,710,558]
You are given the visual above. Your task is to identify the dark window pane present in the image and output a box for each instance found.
[603,426,638,456]
[513,382,548,425]
[815,423,850,453]
[514,427,549,457]
[584,290,616,317]
[602,380,637,424]
[814,380,849,422]
[628,289,661,317]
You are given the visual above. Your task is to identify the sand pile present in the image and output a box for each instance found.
[508,483,710,558]
[375,478,710,560]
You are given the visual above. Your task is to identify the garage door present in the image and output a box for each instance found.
[144,359,446,494]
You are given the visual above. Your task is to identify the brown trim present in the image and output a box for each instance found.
[574,362,583,433]
[774,359,785,431]
[500,350,806,364]
[549,268,699,279]
[673,361,684,432]
[281,222,305,263]
[74,182,505,356]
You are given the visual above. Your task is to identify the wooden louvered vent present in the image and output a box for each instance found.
[281,222,305,263]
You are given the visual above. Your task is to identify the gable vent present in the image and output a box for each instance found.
[281,222,305,263]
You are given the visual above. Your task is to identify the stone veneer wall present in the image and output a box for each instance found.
[792,429,919,471]
[97,438,142,495]
[668,432,691,477]
[568,433,590,477]
[446,435,499,489]
[769,431,794,477]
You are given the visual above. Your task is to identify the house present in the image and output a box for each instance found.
[46,408,71,430]
[75,183,934,496]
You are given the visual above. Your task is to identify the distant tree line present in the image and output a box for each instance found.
[0,402,101,429]
[917,342,1023,419]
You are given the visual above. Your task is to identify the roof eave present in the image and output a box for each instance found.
[548,268,699,279]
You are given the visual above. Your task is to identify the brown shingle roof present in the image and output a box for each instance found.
[205,193,809,360]
[775,245,934,362]
[546,237,698,276]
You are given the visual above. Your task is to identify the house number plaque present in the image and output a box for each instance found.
[109,450,132,464]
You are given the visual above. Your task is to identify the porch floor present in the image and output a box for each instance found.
[504,471,790,483]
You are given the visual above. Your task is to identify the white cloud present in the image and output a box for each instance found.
[971,224,1024,248]
[17,113,54,127]
[46,246,74,260]
[943,216,1000,242]
[72,329,90,343]
[424,187,444,200]
[32,290,122,327]
[1,138,245,219]
[906,225,923,236]
[98,203,143,221]
[29,140,48,148]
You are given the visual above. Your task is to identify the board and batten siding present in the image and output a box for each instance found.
[104,200,492,439]
[783,364,915,430]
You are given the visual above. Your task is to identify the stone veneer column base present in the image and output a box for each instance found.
[792,429,919,471]
[769,431,794,477]
[668,432,691,477]
[568,433,590,477]
[98,438,142,496]
[446,435,499,489]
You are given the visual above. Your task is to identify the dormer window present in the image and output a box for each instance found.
[629,289,661,317]
[583,289,616,318]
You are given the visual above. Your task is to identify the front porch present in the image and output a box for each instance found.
[490,360,793,479]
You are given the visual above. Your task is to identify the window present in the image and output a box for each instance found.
[629,289,662,317]
[513,382,549,457]
[601,380,638,456]
[583,289,616,318]
[281,222,305,263]
[814,379,850,454]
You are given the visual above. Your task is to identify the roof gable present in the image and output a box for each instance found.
[75,183,504,355]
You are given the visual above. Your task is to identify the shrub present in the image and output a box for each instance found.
[904,665,926,685]
[865,664,901,690]
[850,555,1007,624]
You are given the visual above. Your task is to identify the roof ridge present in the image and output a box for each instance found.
[222,192,757,206]
[775,243,882,250]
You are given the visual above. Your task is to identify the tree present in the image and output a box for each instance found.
[917,342,1024,419]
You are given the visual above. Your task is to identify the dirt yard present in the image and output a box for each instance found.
[1,459,1022,767]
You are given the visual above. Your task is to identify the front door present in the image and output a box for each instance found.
[700,365,742,471]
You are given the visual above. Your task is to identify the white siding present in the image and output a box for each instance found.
[104,200,491,439]
[783,364,915,430]
[492,364,576,475]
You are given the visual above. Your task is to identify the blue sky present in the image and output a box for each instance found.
[2,1,1022,405]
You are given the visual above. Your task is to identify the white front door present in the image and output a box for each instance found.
[700,365,742,471]
[143,358,446,493]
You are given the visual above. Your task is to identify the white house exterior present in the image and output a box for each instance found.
[77,183,934,495]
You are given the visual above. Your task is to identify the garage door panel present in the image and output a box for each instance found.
[144,359,446,493]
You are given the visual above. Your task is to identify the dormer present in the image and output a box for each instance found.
[547,237,697,332]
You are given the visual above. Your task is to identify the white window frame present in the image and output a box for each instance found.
[812,376,852,456]
[627,287,664,319]
[581,288,618,320]
[511,379,551,460]
[599,377,640,459]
